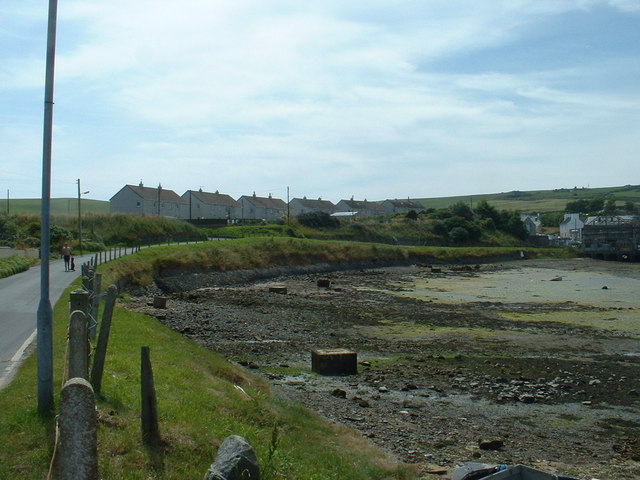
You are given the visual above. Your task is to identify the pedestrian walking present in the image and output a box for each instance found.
[61,243,72,271]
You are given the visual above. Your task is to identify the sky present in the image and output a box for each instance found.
[1,1,639,203]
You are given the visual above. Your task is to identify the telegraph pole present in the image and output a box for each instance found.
[37,0,58,414]
[77,179,89,255]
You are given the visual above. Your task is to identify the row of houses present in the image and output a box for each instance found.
[109,183,425,221]
[521,212,640,257]
[520,212,639,242]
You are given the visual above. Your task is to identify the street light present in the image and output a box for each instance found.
[77,178,89,256]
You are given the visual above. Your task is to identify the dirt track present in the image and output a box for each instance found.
[127,258,640,479]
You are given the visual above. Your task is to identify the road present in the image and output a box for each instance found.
[0,256,85,389]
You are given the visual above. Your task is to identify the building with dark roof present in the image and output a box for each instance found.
[181,189,241,220]
[289,197,338,217]
[381,198,425,215]
[238,193,287,221]
[110,182,186,218]
[336,198,385,217]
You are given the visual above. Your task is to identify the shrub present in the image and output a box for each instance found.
[449,226,469,242]
[0,255,31,279]
[297,211,340,229]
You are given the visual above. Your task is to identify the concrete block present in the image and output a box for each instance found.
[153,296,168,309]
[311,349,357,375]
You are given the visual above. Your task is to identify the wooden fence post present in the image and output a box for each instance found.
[141,346,160,446]
[67,311,89,381]
[90,284,117,395]
[89,273,102,340]
[71,289,90,318]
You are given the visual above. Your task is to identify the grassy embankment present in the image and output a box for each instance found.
[0,238,577,479]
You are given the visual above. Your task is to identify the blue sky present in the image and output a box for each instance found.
[1,1,639,203]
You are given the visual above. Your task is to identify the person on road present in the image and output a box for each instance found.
[61,243,72,272]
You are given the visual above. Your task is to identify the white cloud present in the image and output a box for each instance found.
[1,0,638,200]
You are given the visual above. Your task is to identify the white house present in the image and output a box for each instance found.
[381,199,424,215]
[110,183,186,218]
[238,193,287,221]
[289,197,338,217]
[181,189,241,220]
[520,213,542,235]
[559,213,584,241]
[336,198,385,216]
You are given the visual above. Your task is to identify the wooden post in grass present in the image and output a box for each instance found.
[89,273,101,340]
[141,346,160,445]
[67,311,89,381]
[90,285,117,395]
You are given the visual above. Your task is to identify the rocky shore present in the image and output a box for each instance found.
[126,259,640,479]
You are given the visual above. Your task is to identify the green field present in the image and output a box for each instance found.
[0,197,110,215]
[415,184,640,213]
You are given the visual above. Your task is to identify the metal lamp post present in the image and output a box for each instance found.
[37,0,58,414]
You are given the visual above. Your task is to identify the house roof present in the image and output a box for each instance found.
[185,190,239,207]
[383,199,424,209]
[338,199,384,212]
[120,184,185,203]
[560,213,584,226]
[584,215,638,225]
[240,194,287,209]
[292,197,337,210]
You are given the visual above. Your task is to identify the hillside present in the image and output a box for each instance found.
[2,184,639,216]
[415,184,640,213]
[0,198,110,215]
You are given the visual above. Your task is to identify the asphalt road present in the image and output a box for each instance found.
[0,256,85,389]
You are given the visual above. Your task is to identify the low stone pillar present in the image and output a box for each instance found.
[311,349,357,375]
[317,278,331,288]
[59,378,98,480]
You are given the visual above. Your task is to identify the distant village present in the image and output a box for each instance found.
[109,182,425,221]
[111,183,639,262]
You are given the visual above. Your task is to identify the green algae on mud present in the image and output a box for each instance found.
[500,311,640,335]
